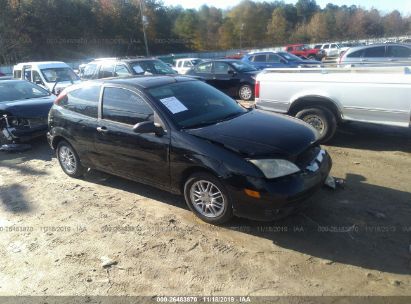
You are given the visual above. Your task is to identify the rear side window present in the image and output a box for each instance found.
[347,49,365,58]
[387,46,411,58]
[14,70,22,79]
[363,46,386,58]
[252,55,267,62]
[267,54,281,62]
[99,64,115,78]
[62,85,101,118]
[195,62,212,73]
[82,64,98,79]
[102,87,153,125]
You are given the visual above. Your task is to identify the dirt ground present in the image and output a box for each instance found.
[0,120,410,297]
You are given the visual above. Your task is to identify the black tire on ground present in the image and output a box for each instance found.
[295,106,337,143]
[183,172,233,224]
[56,140,86,178]
[238,84,254,101]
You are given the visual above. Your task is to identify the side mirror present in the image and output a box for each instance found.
[280,59,287,64]
[228,70,236,76]
[133,121,164,136]
[35,80,43,85]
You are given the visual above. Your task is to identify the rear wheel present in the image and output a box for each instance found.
[295,106,337,143]
[57,140,86,178]
[238,84,253,101]
[184,172,233,224]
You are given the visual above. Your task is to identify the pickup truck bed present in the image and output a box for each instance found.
[255,67,411,142]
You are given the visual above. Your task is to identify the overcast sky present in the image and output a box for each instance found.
[161,0,411,15]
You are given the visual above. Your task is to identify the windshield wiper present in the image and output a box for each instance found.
[182,112,245,129]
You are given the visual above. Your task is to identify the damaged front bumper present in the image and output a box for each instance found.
[1,115,48,143]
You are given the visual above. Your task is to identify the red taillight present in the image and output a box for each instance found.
[255,81,260,99]
[338,51,346,64]
[54,92,67,105]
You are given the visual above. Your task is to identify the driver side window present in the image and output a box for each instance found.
[102,87,154,125]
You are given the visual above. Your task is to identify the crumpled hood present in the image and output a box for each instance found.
[0,95,55,118]
[186,110,318,158]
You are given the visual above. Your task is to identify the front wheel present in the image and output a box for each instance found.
[238,84,253,101]
[184,172,233,224]
[295,107,337,143]
[57,140,86,178]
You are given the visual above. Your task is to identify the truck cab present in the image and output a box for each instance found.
[13,61,80,94]
[285,44,326,61]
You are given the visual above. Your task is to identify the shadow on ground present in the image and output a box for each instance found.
[330,122,411,152]
[227,173,411,275]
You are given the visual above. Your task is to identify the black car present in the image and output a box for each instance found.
[79,57,177,80]
[185,59,259,101]
[0,80,55,144]
[48,76,332,224]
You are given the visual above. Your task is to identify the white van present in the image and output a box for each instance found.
[13,61,81,94]
[173,58,203,74]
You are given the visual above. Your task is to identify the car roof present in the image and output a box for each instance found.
[14,61,70,69]
[88,58,159,64]
[347,43,411,52]
[175,58,201,61]
[0,79,29,84]
[85,75,197,90]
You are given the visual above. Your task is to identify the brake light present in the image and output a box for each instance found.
[54,91,67,105]
[255,81,260,99]
[338,51,346,64]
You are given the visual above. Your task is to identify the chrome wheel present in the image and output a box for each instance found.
[303,115,325,134]
[59,146,77,174]
[190,180,225,218]
[239,85,252,100]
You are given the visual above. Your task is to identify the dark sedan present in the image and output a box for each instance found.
[48,76,331,224]
[242,51,323,70]
[0,80,55,144]
[185,59,258,101]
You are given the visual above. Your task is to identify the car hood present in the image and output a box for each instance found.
[0,95,55,118]
[185,110,318,158]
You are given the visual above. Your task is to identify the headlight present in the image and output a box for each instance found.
[8,117,29,127]
[249,159,300,179]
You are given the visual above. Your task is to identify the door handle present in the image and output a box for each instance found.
[97,126,108,133]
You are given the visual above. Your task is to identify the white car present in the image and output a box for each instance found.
[13,61,81,94]
[173,58,203,74]
[255,67,411,142]
[314,43,349,57]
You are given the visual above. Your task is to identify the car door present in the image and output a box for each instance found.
[94,86,170,188]
[329,44,338,57]
[362,46,386,65]
[250,54,267,70]
[190,61,214,84]
[267,54,288,68]
[386,45,411,64]
[212,62,239,96]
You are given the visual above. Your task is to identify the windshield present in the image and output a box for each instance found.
[131,60,177,75]
[41,67,80,83]
[230,61,257,72]
[277,52,303,62]
[191,59,202,66]
[148,81,247,129]
[0,81,50,102]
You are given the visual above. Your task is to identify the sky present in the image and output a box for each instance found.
[161,0,411,15]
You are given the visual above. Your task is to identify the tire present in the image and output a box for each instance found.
[56,140,86,178]
[238,84,253,101]
[295,106,337,143]
[183,172,233,224]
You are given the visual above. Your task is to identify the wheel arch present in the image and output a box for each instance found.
[289,95,343,123]
[179,166,222,194]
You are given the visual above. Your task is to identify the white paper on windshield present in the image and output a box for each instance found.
[132,65,144,74]
[160,96,188,114]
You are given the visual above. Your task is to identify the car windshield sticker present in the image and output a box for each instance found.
[132,65,144,74]
[160,96,188,114]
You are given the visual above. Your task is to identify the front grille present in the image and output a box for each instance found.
[28,117,48,127]
[296,145,321,168]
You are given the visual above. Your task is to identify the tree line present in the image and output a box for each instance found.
[0,0,410,64]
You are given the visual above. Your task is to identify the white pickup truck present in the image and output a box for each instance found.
[255,67,411,142]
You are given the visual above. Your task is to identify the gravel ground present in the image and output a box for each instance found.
[0,121,410,296]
